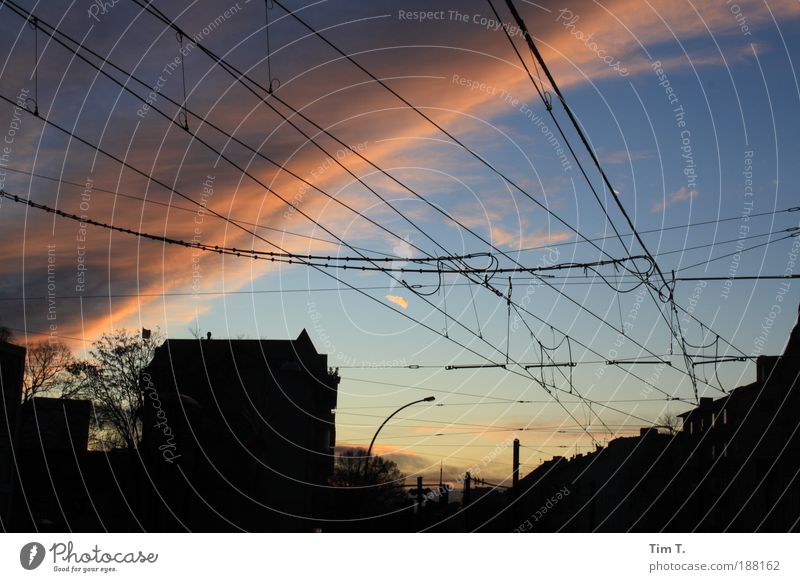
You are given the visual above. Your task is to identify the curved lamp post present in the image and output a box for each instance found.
[366,396,436,457]
[362,396,435,480]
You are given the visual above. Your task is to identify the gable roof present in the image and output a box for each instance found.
[155,329,321,362]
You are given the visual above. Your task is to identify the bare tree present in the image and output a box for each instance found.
[328,448,409,521]
[74,329,161,450]
[22,341,80,403]
[656,413,682,435]
[187,321,202,339]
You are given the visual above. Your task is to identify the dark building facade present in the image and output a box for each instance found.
[1,340,95,531]
[9,397,92,531]
[139,330,339,531]
[512,307,800,532]
[0,341,25,527]
[1,330,339,532]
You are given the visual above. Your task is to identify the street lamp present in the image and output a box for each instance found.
[366,396,436,457]
[361,397,436,482]
[361,396,436,512]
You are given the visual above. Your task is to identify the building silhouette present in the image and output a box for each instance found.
[139,330,339,531]
[0,341,26,527]
[511,305,800,532]
[1,330,339,532]
[2,309,799,532]
[9,397,92,530]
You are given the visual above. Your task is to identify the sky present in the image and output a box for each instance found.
[1,0,800,485]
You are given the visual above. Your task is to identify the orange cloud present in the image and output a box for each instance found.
[385,294,409,309]
[491,225,572,251]
[2,0,797,349]
[651,186,699,213]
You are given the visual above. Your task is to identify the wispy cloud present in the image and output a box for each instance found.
[652,186,699,213]
[598,148,652,165]
[491,225,572,250]
[1,0,797,345]
[385,294,409,309]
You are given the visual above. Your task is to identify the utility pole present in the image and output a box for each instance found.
[513,438,520,493]
[416,476,423,513]
[463,471,472,532]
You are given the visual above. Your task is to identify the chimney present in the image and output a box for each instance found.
[206,331,212,341]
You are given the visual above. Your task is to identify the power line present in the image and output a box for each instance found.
[0,190,735,405]
[4,189,496,267]
[486,0,638,278]
[122,2,680,402]
[498,0,667,289]
[6,159,794,255]
[8,3,601,415]
[343,427,643,442]
[5,1,731,440]
[137,0,638,275]
[515,206,800,253]
[260,0,668,307]
[676,274,800,281]
[120,0,669,407]
[0,95,614,451]
[656,227,799,259]
[1,271,793,303]
[338,358,675,369]
[2,192,665,280]
[123,0,726,430]
[114,0,464,268]
[334,395,686,410]
[1,0,558,398]
[0,93,550,410]
[336,412,666,432]
[2,95,609,447]
[677,232,800,273]
[0,166,396,257]
[491,0,725,396]
[1,0,445,268]
[129,0,763,390]
[489,0,754,365]
[339,375,536,404]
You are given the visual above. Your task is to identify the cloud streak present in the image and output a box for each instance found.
[651,186,699,213]
[1,0,797,347]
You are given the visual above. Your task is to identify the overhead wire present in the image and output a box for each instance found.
[121,0,643,443]
[1,31,609,451]
[1,2,752,448]
[514,206,800,253]
[488,0,760,393]
[0,164,399,256]
[264,0,740,398]
[126,0,735,404]
[7,164,793,261]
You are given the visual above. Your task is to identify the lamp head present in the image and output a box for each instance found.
[423,396,436,402]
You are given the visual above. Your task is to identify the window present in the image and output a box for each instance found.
[711,445,716,460]
[723,409,728,425]
[711,413,716,428]
[689,421,693,435]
